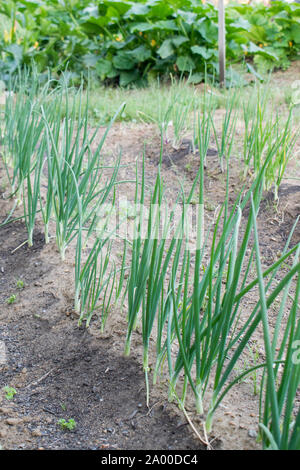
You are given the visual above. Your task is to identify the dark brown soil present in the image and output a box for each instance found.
[147,136,300,260]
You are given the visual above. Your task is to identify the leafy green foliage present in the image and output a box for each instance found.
[0,1,299,86]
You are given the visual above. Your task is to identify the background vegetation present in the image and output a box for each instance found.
[0,0,300,86]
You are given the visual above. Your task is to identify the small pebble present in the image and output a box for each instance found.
[248,429,258,438]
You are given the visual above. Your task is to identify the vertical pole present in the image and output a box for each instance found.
[218,0,226,87]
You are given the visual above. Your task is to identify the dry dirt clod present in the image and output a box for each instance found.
[31,428,42,437]
[5,417,23,426]
[0,407,13,415]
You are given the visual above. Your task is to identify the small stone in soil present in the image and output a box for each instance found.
[248,429,258,438]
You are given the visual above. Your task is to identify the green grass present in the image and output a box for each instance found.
[48,71,298,126]
[54,77,233,127]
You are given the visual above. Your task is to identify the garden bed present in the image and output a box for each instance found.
[0,115,299,450]
[0,65,299,450]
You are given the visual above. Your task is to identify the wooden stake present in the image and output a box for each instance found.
[218,0,226,87]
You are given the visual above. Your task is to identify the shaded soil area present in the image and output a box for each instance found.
[259,184,300,250]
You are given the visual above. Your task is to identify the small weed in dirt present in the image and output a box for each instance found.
[6,294,17,304]
[16,279,24,289]
[3,386,17,401]
[58,418,77,432]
